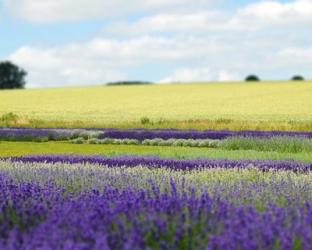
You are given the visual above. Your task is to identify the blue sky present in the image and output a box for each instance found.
[1,0,311,88]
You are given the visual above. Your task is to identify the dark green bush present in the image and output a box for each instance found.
[245,75,260,82]
[291,75,304,81]
[106,81,153,86]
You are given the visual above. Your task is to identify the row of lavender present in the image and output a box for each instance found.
[99,128,312,140]
[0,128,101,141]
[1,127,312,250]
[6,154,312,172]
[2,127,312,141]
[0,163,311,249]
[3,160,311,205]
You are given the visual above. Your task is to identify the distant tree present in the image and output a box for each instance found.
[245,75,260,82]
[106,81,153,86]
[291,75,304,81]
[0,61,27,89]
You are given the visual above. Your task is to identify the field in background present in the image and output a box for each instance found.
[1,81,312,130]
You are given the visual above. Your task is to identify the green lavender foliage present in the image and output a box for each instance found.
[221,136,312,153]
[73,138,221,148]
[73,136,312,154]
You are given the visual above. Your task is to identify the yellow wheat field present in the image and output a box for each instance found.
[0,81,312,129]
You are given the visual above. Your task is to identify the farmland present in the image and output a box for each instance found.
[1,81,312,130]
[1,82,312,249]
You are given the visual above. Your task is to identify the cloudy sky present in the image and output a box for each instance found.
[1,0,312,88]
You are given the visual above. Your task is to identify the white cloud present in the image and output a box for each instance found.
[160,68,240,83]
[217,71,240,82]
[3,0,312,32]
[8,36,230,87]
[4,0,217,22]
[105,11,227,34]
[4,0,312,87]
[227,0,312,31]
[105,0,312,35]
[160,67,213,83]
[12,0,310,29]
[275,47,312,67]
[9,46,126,88]
[87,36,216,62]
[9,33,312,88]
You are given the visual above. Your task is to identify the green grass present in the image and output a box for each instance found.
[1,141,312,162]
[1,81,312,130]
[220,136,312,153]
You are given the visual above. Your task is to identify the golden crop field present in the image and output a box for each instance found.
[1,81,312,130]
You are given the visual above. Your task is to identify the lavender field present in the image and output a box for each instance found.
[2,0,312,248]
[0,128,311,250]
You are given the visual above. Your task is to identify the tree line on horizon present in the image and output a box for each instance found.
[0,61,308,90]
[245,74,305,82]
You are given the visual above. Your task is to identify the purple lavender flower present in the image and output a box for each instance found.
[99,128,312,140]
[6,155,312,172]
[0,174,311,250]
[2,128,312,141]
